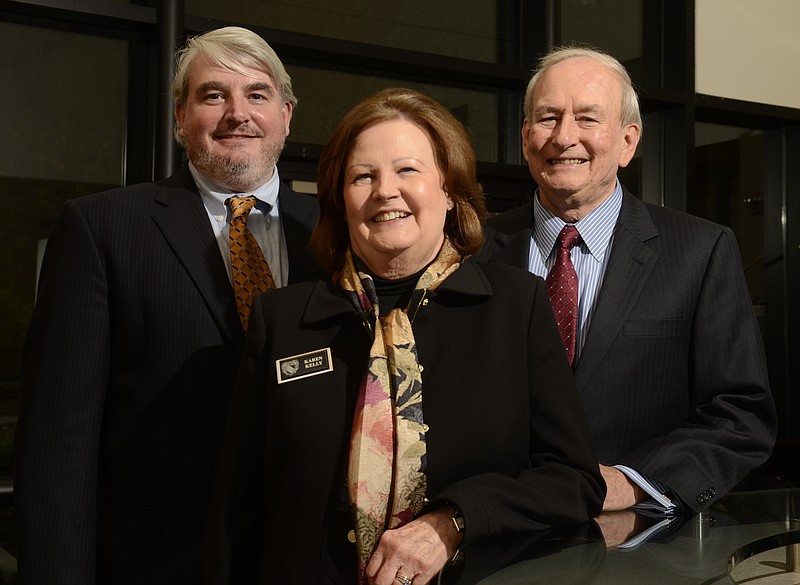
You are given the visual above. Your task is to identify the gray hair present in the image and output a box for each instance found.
[172,26,297,146]
[523,46,642,134]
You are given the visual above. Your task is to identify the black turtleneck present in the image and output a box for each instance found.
[371,267,426,317]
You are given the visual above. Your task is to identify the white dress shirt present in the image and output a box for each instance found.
[190,163,289,288]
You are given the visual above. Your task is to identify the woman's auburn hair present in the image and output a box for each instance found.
[309,87,486,274]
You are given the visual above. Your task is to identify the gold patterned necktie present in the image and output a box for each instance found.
[226,196,276,333]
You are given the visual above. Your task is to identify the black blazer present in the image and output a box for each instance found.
[475,187,776,511]
[15,166,321,585]
[205,261,605,585]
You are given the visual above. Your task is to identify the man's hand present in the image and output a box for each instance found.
[594,510,640,547]
[600,464,646,511]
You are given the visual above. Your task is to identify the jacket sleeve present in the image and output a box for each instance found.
[619,226,776,511]
[15,199,110,585]
[433,275,605,545]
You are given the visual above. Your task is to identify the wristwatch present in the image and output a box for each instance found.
[445,502,464,564]
[449,503,465,533]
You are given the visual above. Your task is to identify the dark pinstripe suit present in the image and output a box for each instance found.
[475,187,776,512]
[14,166,320,585]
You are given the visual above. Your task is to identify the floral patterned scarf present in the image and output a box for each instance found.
[338,239,461,583]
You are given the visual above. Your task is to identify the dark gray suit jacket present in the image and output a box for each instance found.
[475,187,776,512]
[15,166,321,585]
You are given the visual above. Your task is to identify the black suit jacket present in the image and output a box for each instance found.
[475,187,776,512]
[205,262,605,585]
[15,166,321,585]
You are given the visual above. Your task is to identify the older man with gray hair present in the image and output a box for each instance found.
[477,46,775,518]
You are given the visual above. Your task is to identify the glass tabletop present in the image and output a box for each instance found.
[439,489,800,585]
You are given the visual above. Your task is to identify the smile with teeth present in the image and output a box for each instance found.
[373,211,410,223]
[549,158,586,165]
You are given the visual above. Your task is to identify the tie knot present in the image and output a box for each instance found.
[556,225,581,251]
[226,195,257,219]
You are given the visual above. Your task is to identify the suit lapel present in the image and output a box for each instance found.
[574,192,659,390]
[152,168,244,348]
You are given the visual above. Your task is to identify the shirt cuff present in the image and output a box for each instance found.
[614,464,681,515]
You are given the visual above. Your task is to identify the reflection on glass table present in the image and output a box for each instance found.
[438,489,799,585]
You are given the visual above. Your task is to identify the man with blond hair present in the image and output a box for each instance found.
[15,27,319,584]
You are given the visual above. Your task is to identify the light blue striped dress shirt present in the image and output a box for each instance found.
[190,163,289,288]
[527,181,623,363]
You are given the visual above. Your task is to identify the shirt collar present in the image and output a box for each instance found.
[532,180,623,263]
[189,162,281,217]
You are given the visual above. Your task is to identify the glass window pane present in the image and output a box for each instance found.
[693,122,765,304]
[186,0,504,63]
[0,23,129,478]
[288,66,504,163]
[559,0,643,70]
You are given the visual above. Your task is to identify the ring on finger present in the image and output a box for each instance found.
[395,571,413,585]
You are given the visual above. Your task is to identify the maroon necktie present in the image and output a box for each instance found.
[546,226,581,366]
[226,196,275,333]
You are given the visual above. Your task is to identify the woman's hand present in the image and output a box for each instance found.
[365,507,463,585]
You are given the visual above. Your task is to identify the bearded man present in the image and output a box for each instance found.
[15,26,320,585]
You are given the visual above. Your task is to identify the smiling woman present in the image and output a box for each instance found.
[342,119,454,280]
[206,87,606,585]
[311,88,486,276]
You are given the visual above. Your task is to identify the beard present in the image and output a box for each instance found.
[190,138,285,192]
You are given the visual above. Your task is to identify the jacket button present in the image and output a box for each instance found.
[347,530,356,543]
[696,487,716,505]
